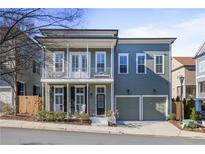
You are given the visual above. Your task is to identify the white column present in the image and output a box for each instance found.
[111,82,114,112]
[45,83,48,111]
[86,43,89,78]
[111,44,114,78]
[66,44,69,78]
[67,83,69,117]
[87,83,89,114]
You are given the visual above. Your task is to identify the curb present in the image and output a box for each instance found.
[1,120,205,139]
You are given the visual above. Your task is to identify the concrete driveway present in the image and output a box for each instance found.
[117,121,181,136]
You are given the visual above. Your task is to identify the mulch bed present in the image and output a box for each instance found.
[0,114,91,125]
[169,120,205,133]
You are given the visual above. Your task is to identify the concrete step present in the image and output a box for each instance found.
[90,117,108,126]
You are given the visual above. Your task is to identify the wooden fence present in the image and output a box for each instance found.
[18,96,43,116]
[172,101,184,120]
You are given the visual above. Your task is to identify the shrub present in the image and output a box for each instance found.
[54,112,66,121]
[176,96,180,101]
[2,104,14,115]
[182,120,197,129]
[168,113,176,120]
[37,111,66,121]
[190,108,197,121]
[74,112,89,124]
[184,98,195,119]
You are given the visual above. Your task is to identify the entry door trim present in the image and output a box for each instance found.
[141,95,168,120]
[115,95,142,120]
[95,85,106,116]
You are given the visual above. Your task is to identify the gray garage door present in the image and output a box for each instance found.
[143,97,166,121]
[116,97,140,121]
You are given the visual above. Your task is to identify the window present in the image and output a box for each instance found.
[82,55,87,72]
[18,81,25,96]
[136,53,146,74]
[54,87,64,112]
[155,55,164,74]
[96,52,106,73]
[199,61,205,73]
[200,81,205,93]
[53,52,64,72]
[72,55,79,72]
[33,60,41,75]
[33,85,40,96]
[118,53,128,74]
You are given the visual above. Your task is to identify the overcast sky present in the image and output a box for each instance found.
[80,9,205,57]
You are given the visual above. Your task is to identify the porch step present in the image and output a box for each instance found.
[90,117,108,126]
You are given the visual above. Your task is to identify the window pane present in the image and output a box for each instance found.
[156,65,162,73]
[119,55,128,73]
[82,55,87,72]
[96,53,105,73]
[138,65,145,73]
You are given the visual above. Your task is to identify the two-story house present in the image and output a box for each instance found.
[36,29,176,121]
[172,57,196,100]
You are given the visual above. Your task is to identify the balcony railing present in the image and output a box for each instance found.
[42,67,112,79]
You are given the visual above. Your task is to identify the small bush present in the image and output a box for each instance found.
[37,111,66,121]
[184,98,195,119]
[190,108,197,121]
[2,104,14,115]
[168,113,176,120]
[182,120,197,129]
[176,96,180,101]
[74,112,89,124]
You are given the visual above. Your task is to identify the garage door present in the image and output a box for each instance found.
[116,97,140,121]
[143,97,167,121]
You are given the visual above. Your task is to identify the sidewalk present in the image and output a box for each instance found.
[1,119,205,139]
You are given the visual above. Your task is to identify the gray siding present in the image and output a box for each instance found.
[114,44,170,96]
[196,55,205,98]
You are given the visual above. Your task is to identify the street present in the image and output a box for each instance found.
[0,127,205,145]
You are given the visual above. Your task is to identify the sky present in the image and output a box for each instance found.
[79,9,205,57]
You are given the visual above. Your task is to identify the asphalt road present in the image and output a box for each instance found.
[1,127,205,145]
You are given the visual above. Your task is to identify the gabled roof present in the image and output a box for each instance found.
[194,42,205,58]
[174,57,195,66]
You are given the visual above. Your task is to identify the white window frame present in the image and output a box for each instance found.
[118,53,129,74]
[53,51,65,73]
[19,81,25,96]
[54,86,64,112]
[95,85,106,116]
[95,51,106,73]
[74,85,85,112]
[136,53,147,74]
[199,61,205,73]
[154,55,164,74]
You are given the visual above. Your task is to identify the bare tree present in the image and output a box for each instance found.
[0,8,83,113]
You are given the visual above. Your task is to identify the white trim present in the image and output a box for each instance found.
[154,54,165,74]
[86,83,89,114]
[54,86,64,112]
[118,39,176,44]
[0,86,12,88]
[118,53,129,74]
[169,43,172,113]
[196,74,205,79]
[142,95,169,120]
[95,85,106,116]
[41,78,114,84]
[136,53,147,74]
[66,44,69,78]
[95,51,106,73]
[115,95,142,120]
[199,60,205,73]
[53,51,65,73]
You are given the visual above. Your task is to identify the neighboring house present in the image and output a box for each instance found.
[195,42,205,104]
[0,31,42,110]
[35,29,176,121]
[172,57,196,100]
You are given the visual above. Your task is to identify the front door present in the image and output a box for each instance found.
[70,52,90,78]
[54,87,64,112]
[96,86,105,115]
[75,86,85,112]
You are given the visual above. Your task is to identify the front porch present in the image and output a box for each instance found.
[42,82,114,117]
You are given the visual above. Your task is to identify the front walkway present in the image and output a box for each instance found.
[1,119,205,139]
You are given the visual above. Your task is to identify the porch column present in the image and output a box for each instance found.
[111,44,114,78]
[42,83,44,110]
[111,82,114,112]
[45,83,48,111]
[86,43,89,78]
[67,83,70,116]
[66,44,69,78]
[87,83,89,114]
